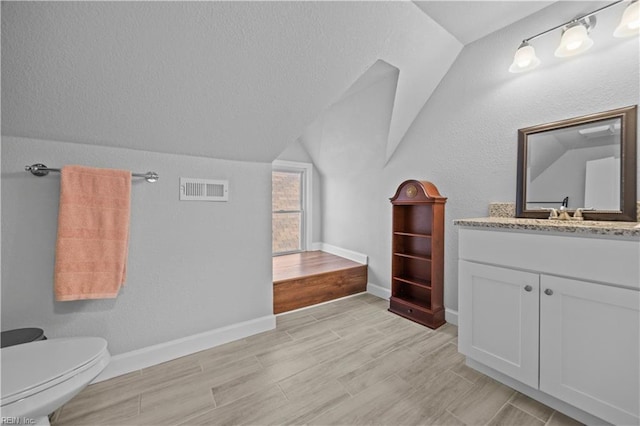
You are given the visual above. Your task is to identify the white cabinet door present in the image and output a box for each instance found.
[540,275,640,426]
[459,261,540,388]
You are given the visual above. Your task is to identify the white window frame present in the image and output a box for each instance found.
[272,160,313,254]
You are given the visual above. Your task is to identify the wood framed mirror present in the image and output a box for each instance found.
[516,105,637,221]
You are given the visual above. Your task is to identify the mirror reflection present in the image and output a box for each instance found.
[516,105,637,221]
[526,117,621,211]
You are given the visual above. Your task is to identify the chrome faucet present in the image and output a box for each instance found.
[557,209,571,220]
[542,206,595,221]
[542,207,570,220]
[572,207,595,220]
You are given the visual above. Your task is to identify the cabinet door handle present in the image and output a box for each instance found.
[524,285,533,292]
[544,288,553,296]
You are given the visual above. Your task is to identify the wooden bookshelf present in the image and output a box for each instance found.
[389,180,446,329]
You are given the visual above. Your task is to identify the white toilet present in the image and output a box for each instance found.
[1,337,111,426]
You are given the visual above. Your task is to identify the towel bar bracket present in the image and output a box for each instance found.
[25,163,50,177]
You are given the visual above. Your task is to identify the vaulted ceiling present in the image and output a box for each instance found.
[413,1,556,45]
[2,2,556,163]
[1,1,460,163]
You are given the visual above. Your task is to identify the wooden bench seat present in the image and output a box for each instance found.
[273,251,367,314]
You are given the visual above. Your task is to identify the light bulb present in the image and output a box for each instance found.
[566,40,583,51]
[518,58,532,67]
[509,42,541,73]
[614,0,640,37]
[555,23,594,57]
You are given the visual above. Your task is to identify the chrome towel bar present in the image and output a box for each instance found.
[25,164,159,183]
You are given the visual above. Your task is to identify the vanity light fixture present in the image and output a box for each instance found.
[615,0,640,37]
[509,0,638,73]
[509,41,541,73]
[554,19,595,57]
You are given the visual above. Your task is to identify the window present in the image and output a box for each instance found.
[272,161,312,255]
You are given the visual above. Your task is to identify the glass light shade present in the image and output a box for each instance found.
[555,24,594,57]
[509,43,541,73]
[614,1,640,38]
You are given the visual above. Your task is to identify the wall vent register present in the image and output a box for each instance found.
[179,178,229,201]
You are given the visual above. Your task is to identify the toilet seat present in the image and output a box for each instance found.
[1,337,109,407]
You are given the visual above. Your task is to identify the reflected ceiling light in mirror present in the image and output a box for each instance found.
[555,20,595,57]
[509,0,637,73]
[509,42,541,73]
[578,123,618,137]
[614,0,640,37]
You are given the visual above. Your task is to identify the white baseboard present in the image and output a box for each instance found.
[367,282,390,299]
[315,243,368,265]
[445,308,458,326]
[93,315,276,383]
[310,242,323,251]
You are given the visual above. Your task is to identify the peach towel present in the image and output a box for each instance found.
[55,165,132,301]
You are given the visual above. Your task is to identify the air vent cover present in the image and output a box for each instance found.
[180,178,229,201]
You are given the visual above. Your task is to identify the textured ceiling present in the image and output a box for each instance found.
[2,2,461,163]
[413,1,556,44]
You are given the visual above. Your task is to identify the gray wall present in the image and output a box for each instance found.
[1,137,273,355]
[299,61,398,287]
[309,1,639,312]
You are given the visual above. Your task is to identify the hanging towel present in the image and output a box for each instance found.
[54,165,132,301]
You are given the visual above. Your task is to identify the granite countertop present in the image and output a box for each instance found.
[454,217,640,238]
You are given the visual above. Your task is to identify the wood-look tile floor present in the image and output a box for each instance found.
[52,294,584,426]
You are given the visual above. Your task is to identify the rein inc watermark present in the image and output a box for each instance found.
[1,417,36,425]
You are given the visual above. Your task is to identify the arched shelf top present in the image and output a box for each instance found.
[390,180,447,204]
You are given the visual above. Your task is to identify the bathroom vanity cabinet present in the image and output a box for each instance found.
[456,223,640,426]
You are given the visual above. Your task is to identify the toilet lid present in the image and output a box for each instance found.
[1,337,108,404]
[1,328,45,348]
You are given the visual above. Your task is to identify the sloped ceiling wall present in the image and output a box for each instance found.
[1,1,461,163]
[301,60,399,177]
